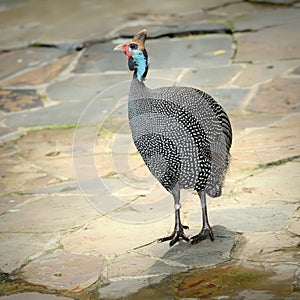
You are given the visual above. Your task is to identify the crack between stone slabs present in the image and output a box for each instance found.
[206,0,245,12]
[131,247,189,269]
[257,154,300,170]
[246,0,300,7]
[108,273,170,282]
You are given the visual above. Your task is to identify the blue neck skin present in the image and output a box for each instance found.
[130,49,147,82]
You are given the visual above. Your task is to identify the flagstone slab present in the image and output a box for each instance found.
[1,53,76,87]
[135,226,237,268]
[190,203,298,233]
[0,154,60,195]
[98,275,167,300]
[0,195,98,233]
[231,113,300,170]
[18,250,104,292]
[76,35,233,74]
[0,89,43,112]
[287,207,300,236]
[61,215,174,256]
[0,47,66,81]
[181,65,242,88]
[0,293,70,300]
[233,61,299,88]
[235,20,300,62]
[0,233,59,274]
[232,231,300,262]
[4,101,88,127]
[247,76,300,113]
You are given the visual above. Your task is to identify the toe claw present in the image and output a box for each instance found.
[158,225,189,247]
[190,227,214,245]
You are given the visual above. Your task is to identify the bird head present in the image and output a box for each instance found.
[113,29,148,81]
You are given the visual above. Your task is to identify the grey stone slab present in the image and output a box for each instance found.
[0,293,71,300]
[137,225,237,268]
[0,195,98,233]
[181,65,242,88]
[213,3,300,32]
[247,0,298,6]
[190,204,298,233]
[118,23,231,39]
[46,74,130,102]
[233,60,299,88]
[0,194,32,214]
[4,101,88,127]
[147,35,233,69]
[207,88,250,111]
[232,231,299,262]
[108,252,186,279]
[247,76,300,113]
[61,215,173,256]
[98,275,167,300]
[0,47,66,81]
[75,42,126,73]
[25,181,79,194]
[0,89,43,112]
[19,250,104,292]
[235,20,300,62]
[76,34,233,74]
[0,232,59,273]
[0,0,231,51]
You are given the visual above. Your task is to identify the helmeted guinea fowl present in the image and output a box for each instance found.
[114,29,232,246]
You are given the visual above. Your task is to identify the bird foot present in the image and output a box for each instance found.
[158,225,189,247]
[190,226,214,245]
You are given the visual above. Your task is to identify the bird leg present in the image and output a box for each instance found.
[190,190,214,244]
[158,184,189,247]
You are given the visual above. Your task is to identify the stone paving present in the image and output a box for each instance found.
[0,0,300,299]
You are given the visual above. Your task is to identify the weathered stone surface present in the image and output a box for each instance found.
[19,250,104,292]
[0,48,66,80]
[233,61,299,88]
[118,22,231,39]
[234,161,300,205]
[0,89,43,112]
[1,53,76,86]
[231,113,300,170]
[181,65,242,88]
[107,252,185,279]
[248,76,300,113]
[76,35,233,74]
[0,293,70,300]
[148,35,233,69]
[136,226,237,268]
[232,231,300,262]
[46,73,129,102]
[0,154,59,195]
[0,233,59,273]
[219,3,300,31]
[0,195,98,233]
[248,0,297,5]
[61,215,174,256]
[4,101,88,127]
[98,275,167,300]
[235,20,300,62]
[16,128,76,181]
[0,194,32,214]
[207,88,250,111]
[190,203,298,233]
[287,207,300,236]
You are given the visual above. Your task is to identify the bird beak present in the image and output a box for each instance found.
[113,43,126,52]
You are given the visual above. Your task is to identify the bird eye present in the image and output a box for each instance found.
[129,43,138,50]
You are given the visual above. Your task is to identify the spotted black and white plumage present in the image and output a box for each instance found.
[114,29,232,246]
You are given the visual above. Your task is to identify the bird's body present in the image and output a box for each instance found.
[114,30,232,246]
